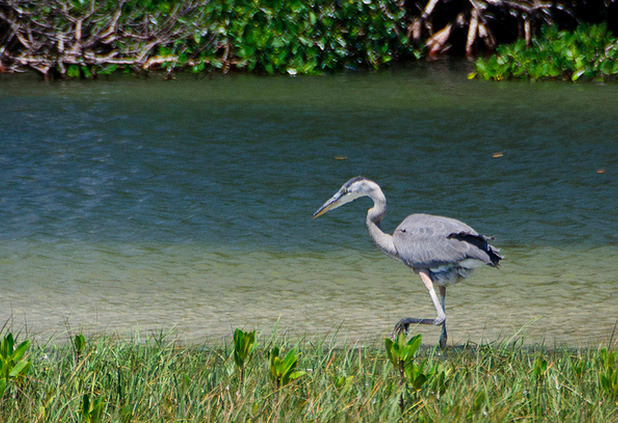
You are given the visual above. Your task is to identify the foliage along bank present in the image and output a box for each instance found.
[0,0,419,79]
[474,23,618,81]
[0,0,617,80]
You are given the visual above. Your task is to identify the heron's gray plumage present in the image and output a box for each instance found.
[392,213,501,284]
[394,213,479,268]
[313,176,502,348]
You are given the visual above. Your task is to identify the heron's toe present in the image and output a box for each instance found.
[393,319,410,336]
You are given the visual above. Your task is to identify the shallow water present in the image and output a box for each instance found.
[1,65,617,346]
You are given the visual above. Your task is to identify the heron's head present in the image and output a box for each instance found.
[313,176,374,218]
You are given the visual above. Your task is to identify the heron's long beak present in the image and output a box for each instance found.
[313,191,344,218]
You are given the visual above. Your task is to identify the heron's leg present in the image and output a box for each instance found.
[394,270,447,336]
[439,285,447,349]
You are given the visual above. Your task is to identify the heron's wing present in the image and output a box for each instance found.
[392,213,501,269]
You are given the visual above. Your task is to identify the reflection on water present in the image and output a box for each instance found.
[1,67,617,346]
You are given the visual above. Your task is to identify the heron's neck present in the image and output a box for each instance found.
[365,187,399,261]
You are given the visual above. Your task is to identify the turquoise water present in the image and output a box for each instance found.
[1,67,617,346]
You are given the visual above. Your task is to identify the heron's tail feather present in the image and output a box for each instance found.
[447,232,503,267]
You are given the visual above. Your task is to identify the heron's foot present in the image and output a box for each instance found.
[395,317,444,327]
[393,317,447,345]
[393,317,444,338]
[393,319,411,337]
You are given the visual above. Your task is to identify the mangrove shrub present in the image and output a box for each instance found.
[0,0,420,79]
[0,0,582,79]
[474,23,618,81]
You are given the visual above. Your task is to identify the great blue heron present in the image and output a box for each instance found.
[313,176,501,348]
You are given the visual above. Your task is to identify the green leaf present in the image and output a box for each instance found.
[411,373,427,391]
[335,375,354,390]
[571,69,585,81]
[533,356,548,380]
[82,394,91,423]
[9,360,30,378]
[404,334,422,359]
[281,349,298,375]
[309,11,317,26]
[269,346,280,371]
[74,334,86,354]
[384,338,396,365]
[0,334,14,360]
[11,340,30,362]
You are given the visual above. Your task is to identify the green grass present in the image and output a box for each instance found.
[1,330,617,422]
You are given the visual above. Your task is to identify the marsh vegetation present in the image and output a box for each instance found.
[474,23,618,81]
[1,0,616,80]
[1,329,617,422]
